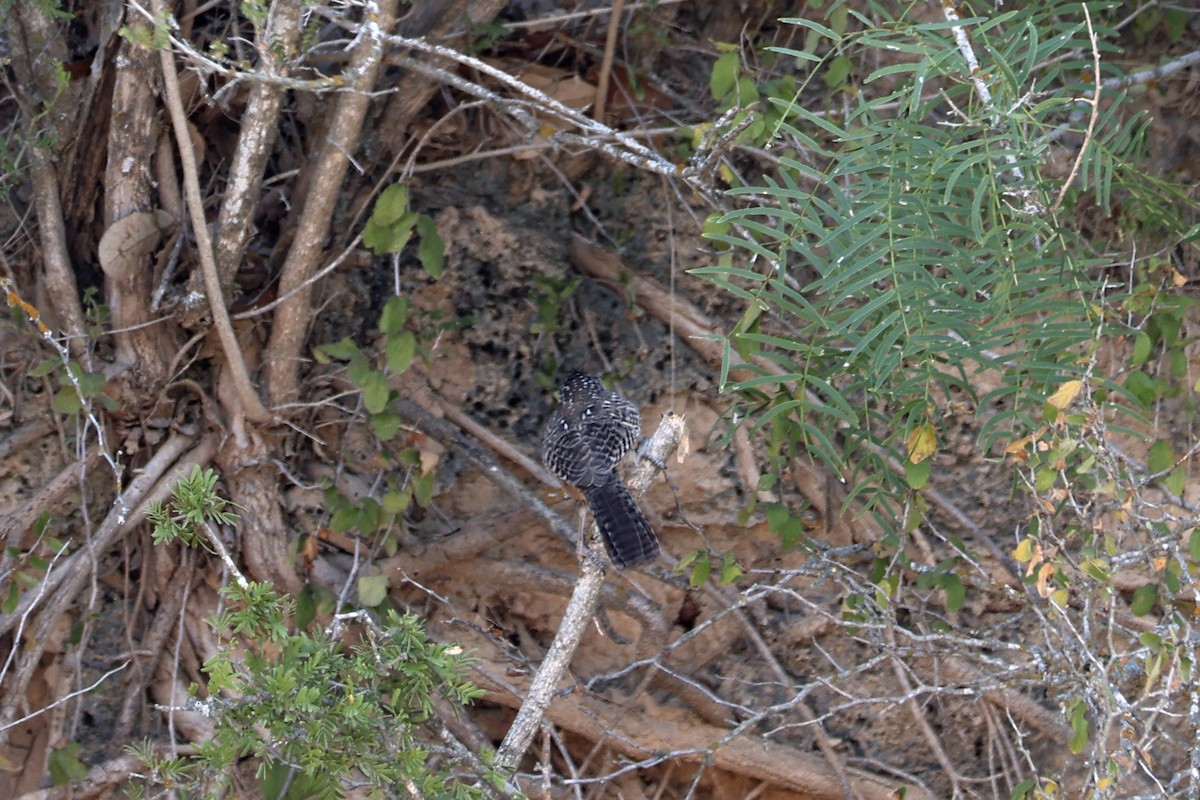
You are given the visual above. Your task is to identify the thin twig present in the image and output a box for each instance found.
[0,663,129,734]
[435,395,562,488]
[592,0,626,122]
[1050,4,1101,214]
[1101,47,1200,90]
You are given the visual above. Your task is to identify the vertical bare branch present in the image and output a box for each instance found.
[213,0,304,290]
[263,0,402,406]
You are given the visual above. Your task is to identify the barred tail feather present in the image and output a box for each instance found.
[583,481,659,569]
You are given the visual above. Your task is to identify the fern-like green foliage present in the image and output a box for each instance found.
[697,1,1160,535]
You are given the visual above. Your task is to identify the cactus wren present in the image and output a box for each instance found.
[541,372,659,569]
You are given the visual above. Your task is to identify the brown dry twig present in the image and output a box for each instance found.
[591,0,627,123]
[1050,4,1101,214]
[148,0,271,423]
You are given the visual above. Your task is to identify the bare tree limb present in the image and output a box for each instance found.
[212,0,304,290]
[263,0,402,405]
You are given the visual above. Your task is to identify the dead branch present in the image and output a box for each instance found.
[390,396,581,550]
[13,752,146,800]
[474,664,935,800]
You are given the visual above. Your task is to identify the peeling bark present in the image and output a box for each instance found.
[103,13,174,382]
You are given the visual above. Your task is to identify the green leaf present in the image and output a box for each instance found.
[356,498,382,534]
[77,368,107,397]
[709,50,739,100]
[417,215,445,278]
[688,554,712,587]
[372,184,409,226]
[1147,439,1174,475]
[943,573,965,613]
[357,573,389,607]
[824,55,851,88]
[1130,332,1152,366]
[765,503,789,532]
[1165,466,1186,497]
[779,515,804,549]
[764,44,822,64]
[363,211,419,254]
[1034,467,1057,492]
[719,555,743,585]
[29,358,59,377]
[379,295,409,337]
[1190,528,1200,563]
[734,76,759,106]
[904,458,931,489]
[362,371,390,415]
[1169,347,1187,378]
[383,489,410,515]
[52,387,81,414]
[413,471,435,507]
[386,330,416,374]
[1011,778,1037,800]
[48,742,87,785]
[778,15,842,43]
[1123,370,1158,408]
[346,352,372,387]
[372,409,401,441]
[330,505,357,533]
[2,582,18,614]
[1067,699,1089,754]
[1164,7,1188,41]
[314,337,362,363]
[1081,559,1109,582]
[1130,583,1157,616]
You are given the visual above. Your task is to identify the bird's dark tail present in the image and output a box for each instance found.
[583,481,659,569]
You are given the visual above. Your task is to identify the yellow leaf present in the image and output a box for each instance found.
[1051,587,1069,608]
[1013,538,1034,563]
[906,422,937,464]
[1004,435,1031,455]
[1173,269,1187,288]
[1047,380,1083,410]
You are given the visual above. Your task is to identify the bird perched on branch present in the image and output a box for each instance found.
[541,371,659,569]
